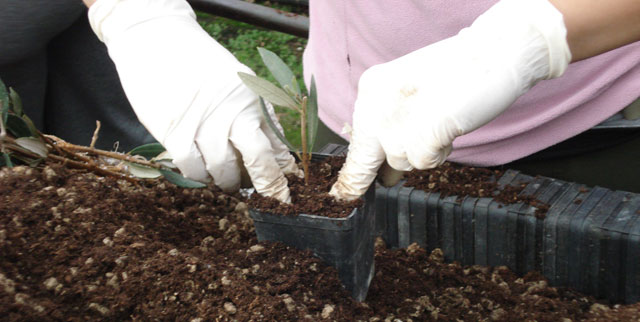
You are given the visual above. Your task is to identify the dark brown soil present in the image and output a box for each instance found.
[2,163,640,321]
[248,156,362,218]
[405,162,550,218]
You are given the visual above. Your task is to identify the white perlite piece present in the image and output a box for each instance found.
[114,227,126,237]
[102,237,114,247]
[283,296,296,312]
[88,303,110,316]
[43,166,57,180]
[223,302,237,314]
[14,293,45,313]
[0,273,16,294]
[218,218,229,231]
[249,244,265,252]
[43,277,59,290]
[321,304,335,319]
[234,202,248,213]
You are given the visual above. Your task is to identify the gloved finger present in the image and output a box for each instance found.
[407,144,451,170]
[378,125,413,171]
[405,136,451,170]
[162,117,211,183]
[166,144,211,183]
[329,124,386,201]
[260,101,303,177]
[379,135,413,171]
[194,122,242,192]
[230,107,291,203]
[404,118,458,170]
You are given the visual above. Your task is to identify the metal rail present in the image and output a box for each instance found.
[270,0,308,6]
[188,0,309,38]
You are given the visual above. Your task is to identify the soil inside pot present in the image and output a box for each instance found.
[405,162,550,218]
[248,156,362,218]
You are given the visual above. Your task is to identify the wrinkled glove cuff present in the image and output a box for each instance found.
[469,0,571,88]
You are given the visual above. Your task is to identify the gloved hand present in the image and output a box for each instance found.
[88,0,302,202]
[330,0,572,200]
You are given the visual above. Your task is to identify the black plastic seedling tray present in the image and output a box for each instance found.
[376,170,640,304]
[249,146,375,301]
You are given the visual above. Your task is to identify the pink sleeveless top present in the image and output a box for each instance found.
[303,1,640,166]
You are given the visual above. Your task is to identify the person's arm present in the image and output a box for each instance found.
[550,0,640,61]
[330,0,640,201]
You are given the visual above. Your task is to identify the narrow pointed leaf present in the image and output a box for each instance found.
[238,72,298,110]
[259,98,296,151]
[151,151,177,168]
[306,76,319,152]
[257,47,301,97]
[0,77,9,124]
[152,150,173,161]
[9,88,23,116]
[21,114,40,137]
[128,142,165,160]
[16,137,48,158]
[126,162,162,179]
[1,152,13,167]
[6,114,32,138]
[155,159,177,168]
[159,169,207,188]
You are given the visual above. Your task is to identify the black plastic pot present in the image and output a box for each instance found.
[249,147,375,301]
[376,169,640,304]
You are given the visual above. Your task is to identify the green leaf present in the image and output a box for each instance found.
[9,88,23,116]
[126,162,162,179]
[15,137,48,158]
[306,76,319,153]
[257,47,301,97]
[6,114,32,138]
[128,143,165,160]
[0,77,9,125]
[259,98,296,151]
[159,169,207,188]
[238,72,299,110]
[21,114,40,137]
[1,152,13,168]
[151,151,177,168]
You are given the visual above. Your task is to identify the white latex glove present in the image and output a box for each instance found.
[88,0,302,202]
[330,0,571,200]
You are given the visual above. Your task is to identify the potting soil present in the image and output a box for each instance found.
[248,156,362,218]
[405,162,551,218]
[2,163,640,320]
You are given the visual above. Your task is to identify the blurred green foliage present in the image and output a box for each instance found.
[197,12,307,147]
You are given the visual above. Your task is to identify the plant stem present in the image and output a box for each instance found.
[90,121,101,149]
[0,101,6,155]
[49,137,162,169]
[47,154,138,183]
[300,96,309,185]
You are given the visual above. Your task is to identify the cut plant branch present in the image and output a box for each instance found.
[0,77,205,188]
[238,47,318,185]
[49,136,162,170]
